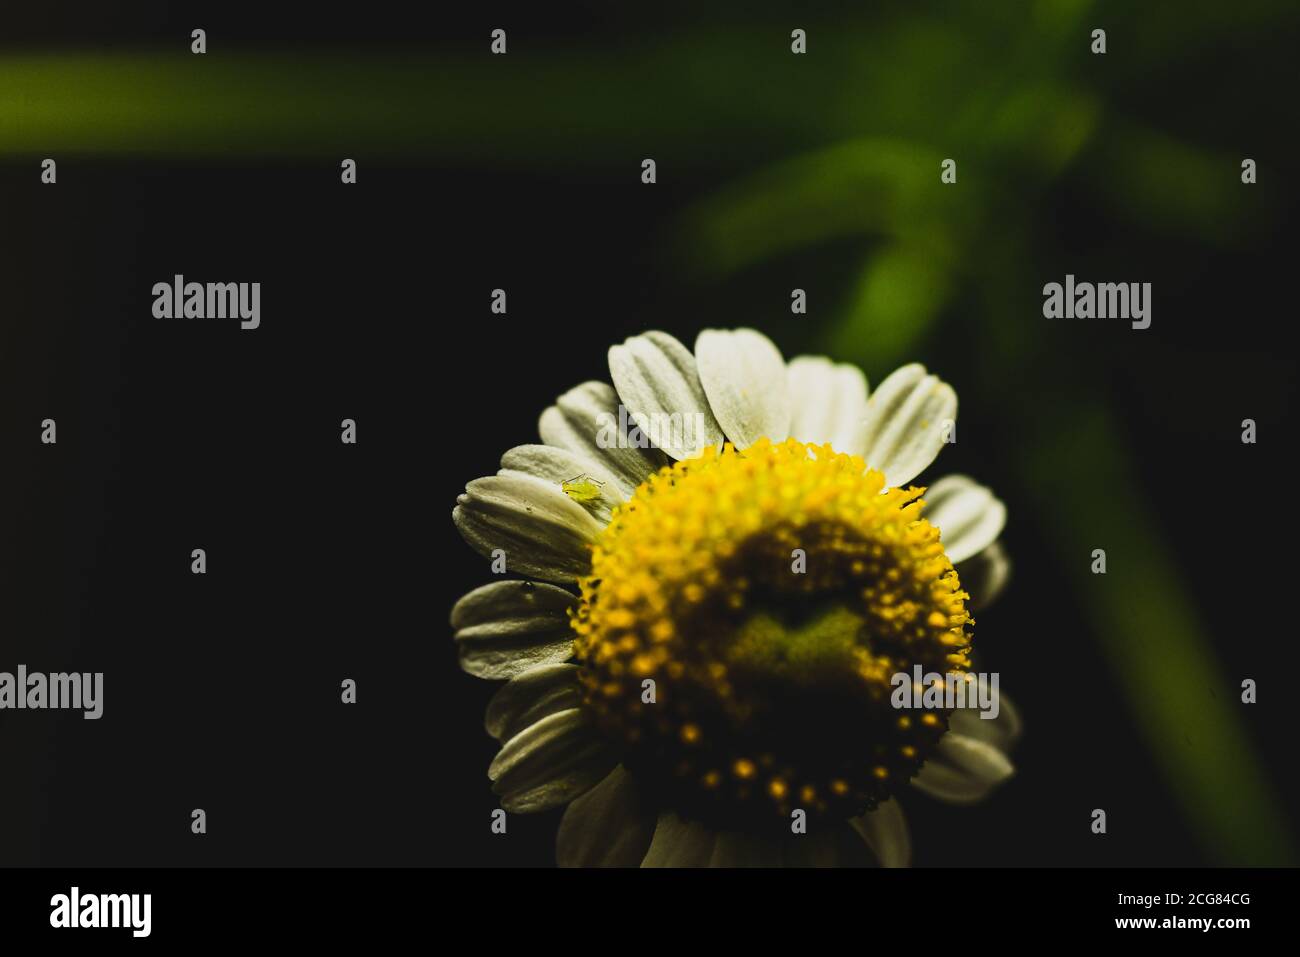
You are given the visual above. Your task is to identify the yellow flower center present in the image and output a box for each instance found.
[571,438,972,828]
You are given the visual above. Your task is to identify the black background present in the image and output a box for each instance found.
[2,1,1297,868]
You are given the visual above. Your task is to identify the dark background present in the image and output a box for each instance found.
[1,1,1297,867]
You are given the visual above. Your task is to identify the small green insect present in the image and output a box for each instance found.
[561,473,606,503]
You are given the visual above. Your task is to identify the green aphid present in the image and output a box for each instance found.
[561,473,606,503]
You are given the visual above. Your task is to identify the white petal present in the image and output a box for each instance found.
[911,733,1015,805]
[489,708,614,813]
[450,581,577,680]
[708,832,784,867]
[955,541,1011,610]
[780,827,856,867]
[484,663,583,742]
[607,331,725,461]
[858,363,957,487]
[695,328,792,448]
[848,798,911,867]
[538,380,667,495]
[556,766,656,868]
[786,355,869,455]
[453,472,603,582]
[640,812,717,867]
[947,680,1023,753]
[500,444,625,525]
[923,474,1007,564]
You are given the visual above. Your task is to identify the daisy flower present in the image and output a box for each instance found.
[451,327,1019,866]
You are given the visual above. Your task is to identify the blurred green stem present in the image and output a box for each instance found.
[1029,403,1294,865]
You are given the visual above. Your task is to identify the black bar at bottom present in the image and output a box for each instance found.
[1,867,1293,944]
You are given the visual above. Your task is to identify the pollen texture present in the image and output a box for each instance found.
[571,438,972,829]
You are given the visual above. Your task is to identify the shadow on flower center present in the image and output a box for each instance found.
[572,437,972,831]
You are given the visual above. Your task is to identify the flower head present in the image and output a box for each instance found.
[452,328,1018,866]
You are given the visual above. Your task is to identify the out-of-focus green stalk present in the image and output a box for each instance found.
[0,47,862,160]
[1029,405,1295,865]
